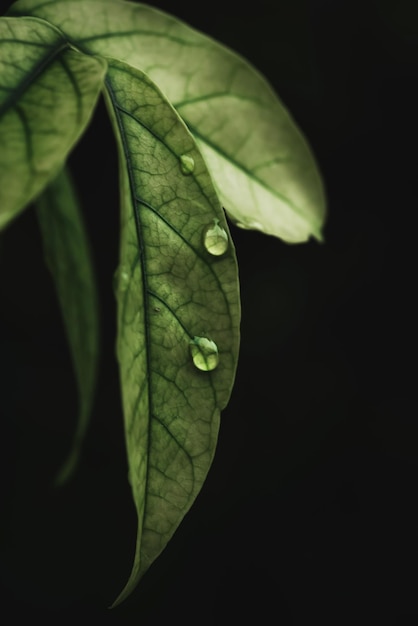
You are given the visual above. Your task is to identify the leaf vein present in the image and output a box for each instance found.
[186,124,319,225]
[152,415,195,477]
[0,38,68,120]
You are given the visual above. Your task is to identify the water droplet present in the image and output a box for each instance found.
[203,219,229,256]
[179,154,195,175]
[190,336,219,372]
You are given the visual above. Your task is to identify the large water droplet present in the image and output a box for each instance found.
[179,154,195,175]
[190,336,219,371]
[203,219,229,256]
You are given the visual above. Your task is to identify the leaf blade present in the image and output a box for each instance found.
[0,15,106,230]
[8,0,327,242]
[35,166,100,485]
[104,57,240,606]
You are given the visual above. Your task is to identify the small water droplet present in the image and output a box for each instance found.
[190,336,219,371]
[180,154,195,175]
[203,219,229,256]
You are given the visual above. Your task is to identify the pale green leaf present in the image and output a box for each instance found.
[8,0,327,242]
[0,15,106,230]
[104,57,240,606]
[35,166,100,485]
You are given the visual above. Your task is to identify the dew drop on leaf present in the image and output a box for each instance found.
[189,336,219,371]
[203,219,229,256]
[179,154,195,175]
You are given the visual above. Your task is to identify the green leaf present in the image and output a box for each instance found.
[8,0,327,242]
[0,15,106,230]
[35,167,100,485]
[104,57,240,606]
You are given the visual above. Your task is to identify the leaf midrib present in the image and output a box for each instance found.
[184,122,322,229]
[104,74,154,528]
[0,37,68,119]
[105,63,233,312]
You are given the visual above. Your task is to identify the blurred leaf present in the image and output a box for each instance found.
[36,167,100,485]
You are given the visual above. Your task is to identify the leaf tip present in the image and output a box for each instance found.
[108,578,136,610]
[313,228,326,245]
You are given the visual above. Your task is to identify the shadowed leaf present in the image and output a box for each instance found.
[36,167,100,485]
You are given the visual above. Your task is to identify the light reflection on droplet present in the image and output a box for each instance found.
[179,154,195,175]
[203,219,229,256]
[190,336,219,371]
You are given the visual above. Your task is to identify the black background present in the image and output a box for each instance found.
[1,0,417,623]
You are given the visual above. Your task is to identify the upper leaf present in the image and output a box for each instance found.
[8,0,327,242]
[104,57,240,606]
[35,167,100,485]
[0,15,106,230]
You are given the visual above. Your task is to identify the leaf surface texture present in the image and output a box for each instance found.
[8,0,327,242]
[0,14,106,229]
[104,58,240,605]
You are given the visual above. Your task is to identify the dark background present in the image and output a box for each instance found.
[1,0,417,623]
